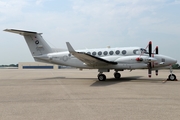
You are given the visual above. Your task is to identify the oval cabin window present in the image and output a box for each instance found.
[98,51,102,56]
[115,50,120,55]
[122,50,127,55]
[109,51,114,55]
[92,52,96,56]
[103,51,108,56]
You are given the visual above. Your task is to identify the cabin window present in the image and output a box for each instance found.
[92,52,96,56]
[103,51,108,56]
[98,51,102,56]
[122,50,127,55]
[87,52,91,55]
[109,51,114,55]
[115,50,120,55]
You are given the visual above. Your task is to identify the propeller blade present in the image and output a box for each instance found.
[155,46,158,75]
[148,62,152,78]
[148,41,152,78]
[149,41,152,57]
[155,70,158,76]
[155,46,158,54]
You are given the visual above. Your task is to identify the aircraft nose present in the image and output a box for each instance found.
[169,57,177,64]
[173,59,177,64]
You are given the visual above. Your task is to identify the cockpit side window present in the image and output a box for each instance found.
[140,48,148,54]
[133,49,140,54]
[162,58,165,62]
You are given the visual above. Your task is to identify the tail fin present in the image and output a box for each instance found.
[4,29,53,56]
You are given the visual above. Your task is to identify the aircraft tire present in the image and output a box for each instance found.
[114,72,121,79]
[168,74,176,81]
[98,74,106,81]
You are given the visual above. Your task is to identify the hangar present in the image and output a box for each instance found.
[18,62,60,69]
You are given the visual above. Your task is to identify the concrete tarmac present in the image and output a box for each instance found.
[0,69,180,120]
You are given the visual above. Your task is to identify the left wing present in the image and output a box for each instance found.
[66,42,117,66]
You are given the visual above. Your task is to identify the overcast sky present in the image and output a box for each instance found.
[0,0,180,64]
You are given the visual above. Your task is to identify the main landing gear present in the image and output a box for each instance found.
[97,73,106,81]
[114,72,121,79]
[97,70,121,81]
[167,65,177,81]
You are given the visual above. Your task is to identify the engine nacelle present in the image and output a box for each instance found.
[136,57,143,61]
[115,56,146,63]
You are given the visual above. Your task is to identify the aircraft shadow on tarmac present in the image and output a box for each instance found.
[91,76,143,86]
[35,76,141,81]
[90,76,167,86]
[34,77,98,81]
[34,76,166,86]
[34,77,66,80]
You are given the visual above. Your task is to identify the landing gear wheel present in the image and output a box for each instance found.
[168,74,176,81]
[114,72,121,79]
[98,74,106,81]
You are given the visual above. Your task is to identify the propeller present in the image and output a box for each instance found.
[148,42,159,77]
[148,41,152,78]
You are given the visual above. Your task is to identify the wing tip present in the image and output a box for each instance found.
[66,42,76,53]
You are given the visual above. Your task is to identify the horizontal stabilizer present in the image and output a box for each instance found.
[4,29,41,35]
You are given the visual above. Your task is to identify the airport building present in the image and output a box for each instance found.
[18,62,61,69]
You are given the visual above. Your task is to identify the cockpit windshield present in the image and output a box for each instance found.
[140,48,148,54]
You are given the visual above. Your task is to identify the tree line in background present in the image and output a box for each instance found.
[172,63,180,69]
[0,64,18,67]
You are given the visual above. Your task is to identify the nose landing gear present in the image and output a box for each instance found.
[167,65,177,81]
[168,74,176,81]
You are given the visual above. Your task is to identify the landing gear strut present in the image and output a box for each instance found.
[167,65,177,81]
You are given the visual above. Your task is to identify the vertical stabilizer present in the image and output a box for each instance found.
[4,29,52,56]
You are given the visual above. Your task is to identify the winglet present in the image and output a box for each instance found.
[66,42,76,54]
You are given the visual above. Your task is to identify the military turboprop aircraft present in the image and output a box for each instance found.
[4,29,177,81]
